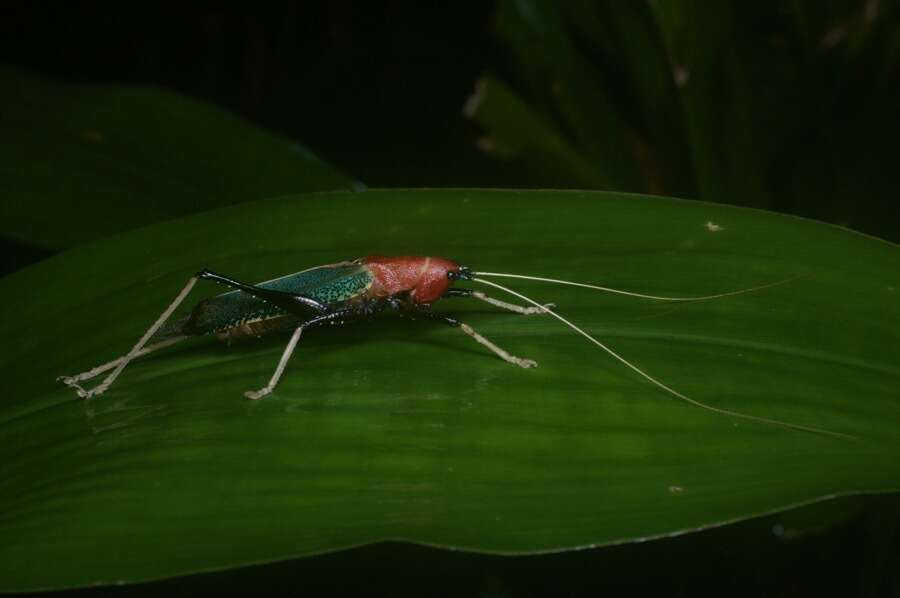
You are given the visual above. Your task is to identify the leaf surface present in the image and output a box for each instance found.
[1,189,897,591]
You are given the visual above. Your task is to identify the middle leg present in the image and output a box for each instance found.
[243,306,375,399]
[244,326,305,400]
[405,305,537,368]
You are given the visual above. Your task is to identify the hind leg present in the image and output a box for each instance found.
[59,336,188,394]
[62,275,200,398]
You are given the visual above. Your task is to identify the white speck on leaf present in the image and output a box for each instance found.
[476,136,496,153]
[705,221,724,232]
[864,0,879,22]
[463,78,486,117]
[673,64,690,87]
[82,129,104,143]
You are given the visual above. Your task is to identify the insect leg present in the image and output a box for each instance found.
[243,326,304,400]
[196,269,329,316]
[455,321,537,368]
[243,308,365,400]
[72,275,200,398]
[407,306,537,368]
[442,288,554,315]
[59,335,189,393]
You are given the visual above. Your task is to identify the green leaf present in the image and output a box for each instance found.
[1,189,897,591]
[0,68,356,250]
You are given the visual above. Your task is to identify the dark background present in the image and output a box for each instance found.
[2,3,898,596]
[2,4,501,188]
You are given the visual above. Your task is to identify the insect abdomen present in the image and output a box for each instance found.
[160,263,375,338]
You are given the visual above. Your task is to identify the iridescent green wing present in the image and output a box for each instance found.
[179,262,373,336]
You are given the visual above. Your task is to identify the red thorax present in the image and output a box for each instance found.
[364,255,460,304]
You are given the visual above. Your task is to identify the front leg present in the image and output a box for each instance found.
[442,288,554,315]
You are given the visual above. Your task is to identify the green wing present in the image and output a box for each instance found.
[173,262,374,337]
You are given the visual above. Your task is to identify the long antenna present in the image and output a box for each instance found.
[473,272,797,302]
[472,277,856,441]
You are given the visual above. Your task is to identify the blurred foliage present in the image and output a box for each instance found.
[0,68,356,250]
[468,0,900,241]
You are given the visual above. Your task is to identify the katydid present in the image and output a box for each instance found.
[59,255,854,439]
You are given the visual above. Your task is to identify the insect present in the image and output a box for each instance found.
[59,255,854,439]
